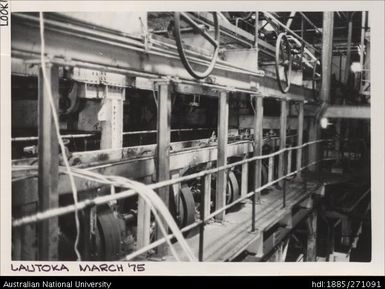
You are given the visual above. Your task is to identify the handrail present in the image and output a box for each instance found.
[122,156,336,261]
[12,138,334,261]
[13,138,331,227]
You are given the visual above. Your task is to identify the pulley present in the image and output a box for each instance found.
[275,32,293,93]
[176,185,196,228]
[95,206,122,261]
[174,12,220,79]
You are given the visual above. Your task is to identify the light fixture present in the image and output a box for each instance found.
[320,117,329,129]
[350,62,362,73]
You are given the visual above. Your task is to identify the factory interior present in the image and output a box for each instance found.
[10,11,371,263]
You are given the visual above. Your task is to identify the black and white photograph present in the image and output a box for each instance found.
[1,1,384,277]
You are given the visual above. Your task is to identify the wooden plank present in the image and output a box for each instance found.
[215,91,229,221]
[278,100,288,186]
[155,82,171,256]
[296,101,304,178]
[38,64,59,260]
[253,95,264,202]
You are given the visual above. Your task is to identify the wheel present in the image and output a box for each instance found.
[174,12,220,79]
[210,171,240,209]
[275,32,293,93]
[176,185,196,228]
[96,207,122,261]
[228,170,240,204]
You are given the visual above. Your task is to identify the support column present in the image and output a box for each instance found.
[308,118,320,172]
[278,100,288,185]
[253,95,263,202]
[38,64,59,260]
[215,91,229,221]
[254,11,259,70]
[311,11,334,172]
[155,82,171,256]
[305,211,318,261]
[99,86,124,151]
[320,12,334,104]
[296,101,304,178]
[136,176,152,251]
[344,13,354,85]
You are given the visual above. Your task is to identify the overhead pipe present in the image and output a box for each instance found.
[316,12,334,125]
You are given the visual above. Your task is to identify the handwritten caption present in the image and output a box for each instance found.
[0,0,8,26]
[10,263,146,273]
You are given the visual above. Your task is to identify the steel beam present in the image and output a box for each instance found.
[215,91,229,221]
[323,105,370,119]
[253,95,264,202]
[305,210,318,261]
[278,100,288,185]
[320,12,334,103]
[11,13,314,102]
[99,86,124,150]
[155,82,171,256]
[38,64,59,260]
[296,102,304,178]
[136,176,152,251]
[344,13,354,85]
[239,115,307,130]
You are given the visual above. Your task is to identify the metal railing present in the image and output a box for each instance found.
[12,138,333,261]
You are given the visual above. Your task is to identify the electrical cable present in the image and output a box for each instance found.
[39,12,82,261]
[53,167,195,261]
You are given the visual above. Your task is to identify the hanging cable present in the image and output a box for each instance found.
[39,12,81,261]
[53,167,195,261]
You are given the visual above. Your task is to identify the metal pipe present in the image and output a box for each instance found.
[344,12,355,85]
[123,128,212,136]
[359,11,367,85]
[320,12,334,103]
[12,133,96,142]
[263,12,320,54]
[286,12,296,29]
[198,181,206,261]
[298,12,322,34]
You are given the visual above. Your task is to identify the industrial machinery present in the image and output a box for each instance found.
[10,11,371,262]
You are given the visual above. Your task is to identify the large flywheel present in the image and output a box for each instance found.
[275,32,293,93]
[174,12,220,79]
[95,206,122,261]
[175,185,196,228]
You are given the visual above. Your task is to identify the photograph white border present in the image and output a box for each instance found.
[1,0,384,276]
